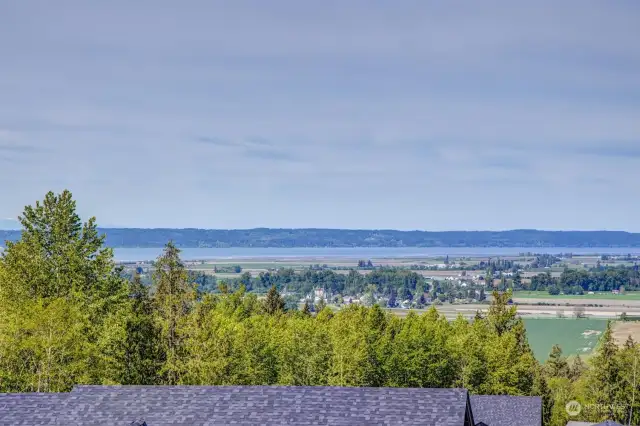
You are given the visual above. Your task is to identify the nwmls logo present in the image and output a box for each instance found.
[565,400,631,418]
[565,400,582,416]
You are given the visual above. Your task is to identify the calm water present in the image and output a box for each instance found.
[109,247,640,262]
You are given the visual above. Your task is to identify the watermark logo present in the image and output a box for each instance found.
[566,400,582,417]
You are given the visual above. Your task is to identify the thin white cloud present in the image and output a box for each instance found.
[0,1,639,229]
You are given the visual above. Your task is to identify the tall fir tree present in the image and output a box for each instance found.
[263,285,285,315]
[152,241,196,385]
[545,344,569,378]
[301,300,312,316]
[121,273,162,384]
[585,321,622,421]
[487,290,518,336]
[513,272,522,290]
[0,190,129,391]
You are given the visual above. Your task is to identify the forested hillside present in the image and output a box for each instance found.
[3,227,640,248]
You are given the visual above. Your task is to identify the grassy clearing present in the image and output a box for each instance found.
[524,318,607,361]
[612,321,640,345]
[211,273,241,279]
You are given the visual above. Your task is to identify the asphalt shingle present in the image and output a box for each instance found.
[0,392,70,426]
[470,394,542,426]
[65,385,470,425]
[0,386,551,425]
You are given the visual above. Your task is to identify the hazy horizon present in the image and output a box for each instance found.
[2,1,639,230]
[2,216,640,233]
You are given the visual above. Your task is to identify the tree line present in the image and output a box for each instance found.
[2,191,640,425]
[4,227,640,248]
[527,268,640,295]
[184,268,427,301]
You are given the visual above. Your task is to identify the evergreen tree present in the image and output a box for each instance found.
[545,345,569,378]
[121,273,162,384]
[513,272,523,290]
[585,321,622,420]
[1,190,116,300]
[362,305,388,387]
[478,287,486,301]
[315,298,327,312]
[615,338,640,425]
[418,293,427,307]
[569,354,587,381]
[302,300,312,316]
[152,241,196,385]
[263,285,285,315]
[531,371,553,426]
[487,290,518,336]
[499,276,507,291]
[387,290,397,308]
[0,190,129,391]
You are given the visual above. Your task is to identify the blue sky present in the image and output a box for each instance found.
[1,1,639,230]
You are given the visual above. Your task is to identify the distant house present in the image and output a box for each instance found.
[0,385,542,425]
[314,287,325,301]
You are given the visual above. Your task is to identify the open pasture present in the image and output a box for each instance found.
[523,318,607,361]
[388,307,608,361]
[612,321,640,346]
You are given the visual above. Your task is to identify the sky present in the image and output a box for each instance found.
[1,1,639,230]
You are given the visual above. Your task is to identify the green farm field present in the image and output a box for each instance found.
[523,318,607,361]
[514,291,640,300]
[388,308,608,361]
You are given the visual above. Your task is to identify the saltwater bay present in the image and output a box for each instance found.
[111,246,640,261]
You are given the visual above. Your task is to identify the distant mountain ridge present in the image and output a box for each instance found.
[2,228,640,248]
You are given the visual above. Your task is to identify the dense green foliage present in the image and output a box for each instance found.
[188,268,427,301]
[3,191,640,426]
[4,228,640,248]
[527,267,640,294]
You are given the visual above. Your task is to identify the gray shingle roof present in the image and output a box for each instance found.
[1,386,548,425]
[0,392,69,425]
[63,385,471,425]
[470,395,542,426]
